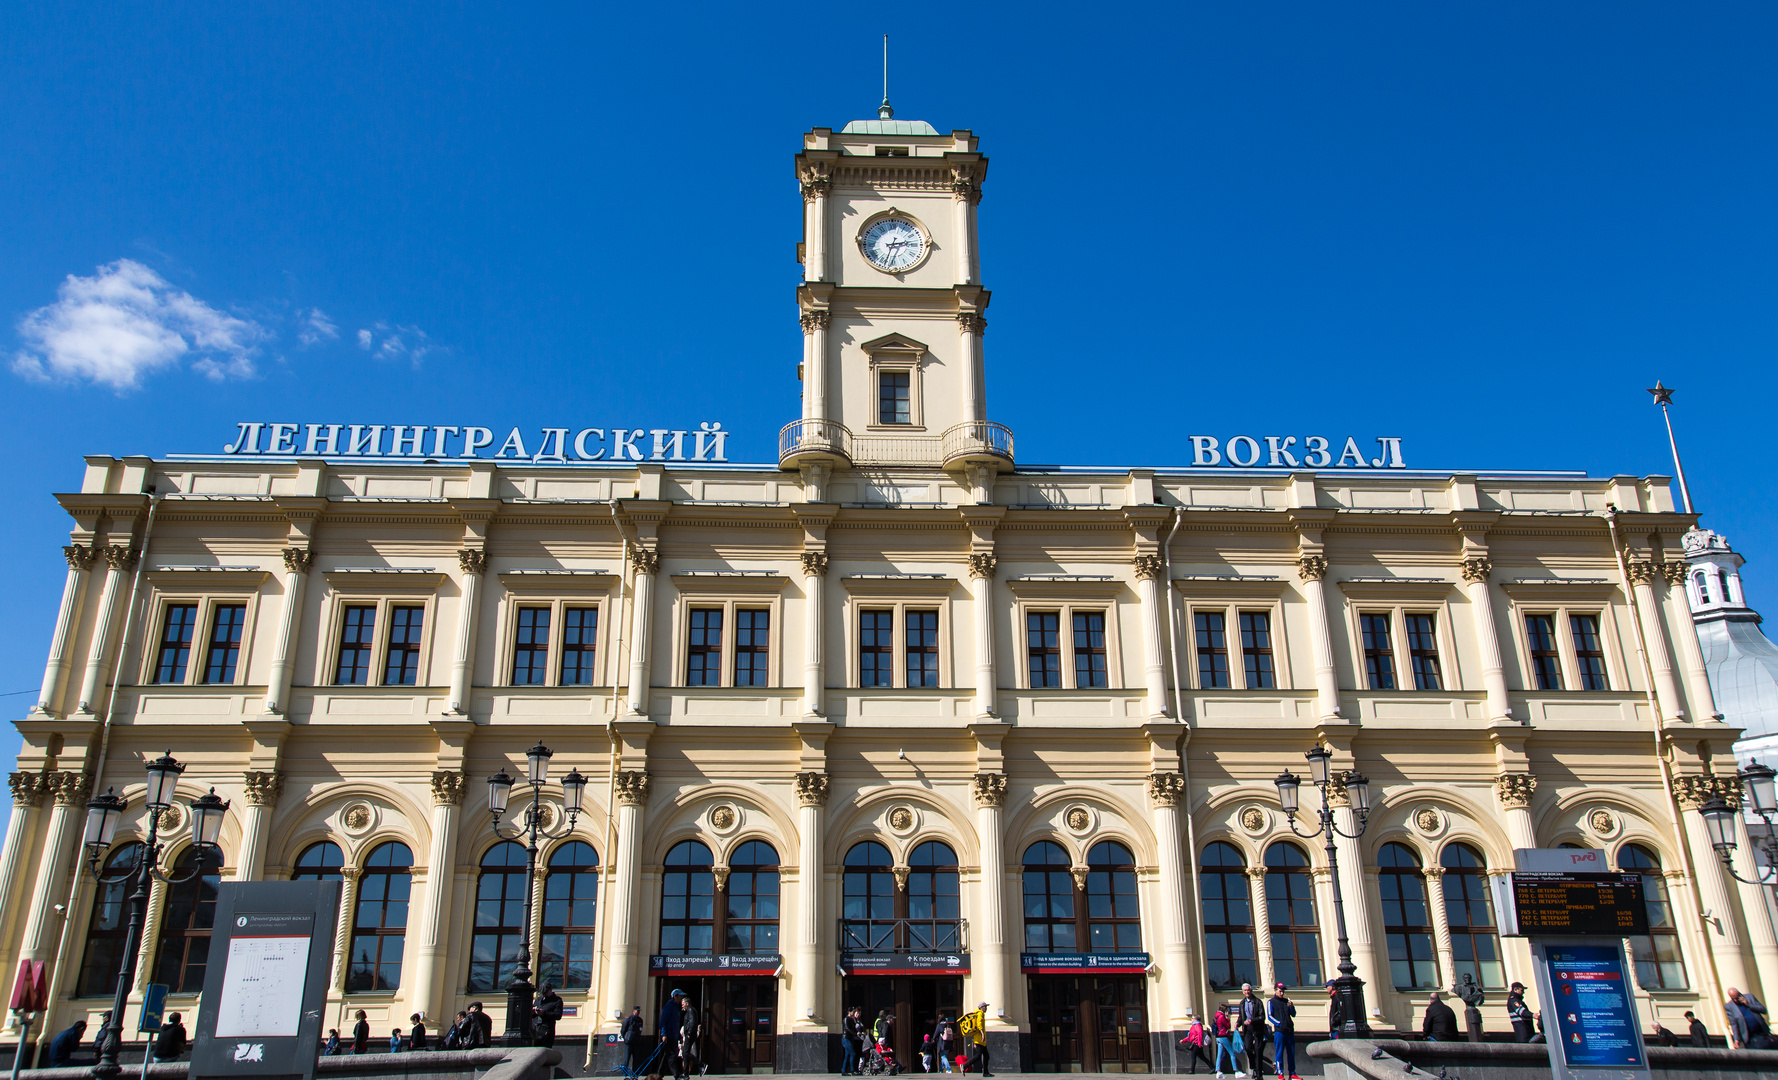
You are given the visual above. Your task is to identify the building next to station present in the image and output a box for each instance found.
[5,102,1773,1073]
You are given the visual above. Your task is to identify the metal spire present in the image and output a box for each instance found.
[879,34,894,119]
[1646,380,1695,515]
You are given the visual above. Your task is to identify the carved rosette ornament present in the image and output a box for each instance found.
[967,553,998,580]
[1239,806,1268,833]
[1588,808,1617,837]
[1065,807,1092,833]
[1147,771,1186,809]
[8,773,45,808]
[1494,773,1537,811]
[1626,559,1662,586]
[430,769,468,807]
[49,771,90,807]
[103,545,138,573]
[799,310,831,334]
[972,772,1008,809]
[794,771,831,807]
[1460,558,1492,584]
[957,313,988,336]
[1413,808,1443,834]
[801,551,829,578]
[157,804,184,833]
[1662,560,1689,587]
[710,805,737,831]
[614,770,651,807]
[63,544,98,571]
[1297,555,1328,583]
[458,548,489,576]
[243,770,284,808]
[628,547,660,576]
[282,547,315,574]
[1132,555,1165,582]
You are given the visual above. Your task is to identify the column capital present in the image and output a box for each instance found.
[1147,771,1186,809]
[799,310,830,334]
[1325,774,1352,808]
[282,547,315,574]
[956,312,987,335]
[1069,866,1089,891]
[430,769,468,807]
[1675,773,1740,811]
[1422,865,1447,879]
[628,547,660,576]
[1310,867,1333,882]
[795,771,831,807]
[63,543,98,571]
[1460,557,1492,584]
[47,770,90,806]
[7,772,46,808]
[1132,554,1165,582]
[1244,866,1269,881]
[800,551,829,578]
[102,544,138,572]
[798,160,831,200]
[968,553,998,580]
[341,866,363,883]
[950,163,983,204]
[971,772,1008,809]
[1297,555,1328,582]
[615,770,652,807]
[892,865,912,890]
[712,866,731,890]
[1493,773,1537,811]
[243,770,284,807]
[1626,558,1661,586]
[1662,560,1689,587]
[457,548,489,576]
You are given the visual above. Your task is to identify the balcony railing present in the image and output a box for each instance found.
[941,421,1014,466]
[780,418,1014,470]
[840,917,968,953]
[778,418,853,466]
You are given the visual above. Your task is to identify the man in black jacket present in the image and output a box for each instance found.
[659,989,686,1080]
[1422,993,1459,1042]
[1505,984,1534,1043]
[1237,984,1268,1079]
[152,1012,188,1063]
[533,985,565,1048]
[621,1006,646,1072]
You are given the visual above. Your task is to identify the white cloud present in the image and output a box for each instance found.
[12,259,266,390]
[356,321,432,367]
[357,328,374,349]
[298,307,338,347]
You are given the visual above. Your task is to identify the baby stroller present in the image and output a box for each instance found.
[865,1038,901,1076]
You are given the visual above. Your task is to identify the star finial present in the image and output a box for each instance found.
[1646,381,1676,407]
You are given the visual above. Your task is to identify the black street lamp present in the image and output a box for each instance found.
[80,753,227,1079]
[485,741,586,1045]
[1700,760,1778,886]
[1276,745,1373,1038]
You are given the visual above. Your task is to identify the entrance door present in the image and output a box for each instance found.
[844,976,963,1069]
[1091,978,1149,1074]
[709,977,777,1073]
[1028,976,1081,1072]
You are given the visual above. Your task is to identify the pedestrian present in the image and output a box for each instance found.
[1651,1022,1678,1047]
[659,988,686,1080]
[469,1002,494,1048]
[935,1019,955,1073]
[410,1013,428,1052]
[837,1006,860,1075]
[1326,985,1344,1040]
[1212,1006,1238,1079]
[1237,984,1268,1079]
[680,993,703,1077]
[1267,984,1298,1080]
[324,1029,341,1056]
[1421,993,1458,1042]
[963,1001,991,1077]
[1505,983,1533,1043]
[1685,1010,1709,1048]
[389,1028,405,1053]
[352,1010,371,1054]
[534,983,564,1049]
[1725,987,1772,1050]
[1178,1013,1212,1074]
[152,1011,188,1063]
[46,1020,89,1068]
[443,1013,466,1050]
[622,1005,647,1073]
[921,1033,935,1073]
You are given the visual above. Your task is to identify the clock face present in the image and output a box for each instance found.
[862,217,927,272]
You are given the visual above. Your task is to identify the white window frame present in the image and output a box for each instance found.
[139,569,271,687]
[1172,578,1294,691]
[1336,582,1462,693]
[842,576,956,689]
[670,573,789,689]
[492,571,618,688]
[319,569,445,688]
[1006,578,1126,691]
[861,333,929,432]
[1498,582,1623,694]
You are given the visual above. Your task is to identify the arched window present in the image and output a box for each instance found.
[724,840,781,954]
[292,841,344,880]
[1022,841,1076,953]
[153,847,221,993]
[1620,844,1686,989]
[1441,843,1502,989]
[660,841,715,955]
[78,843,144,997]
[1265,842,1321,988]
[470,841,528,991]
[842,841,896,952]
[1695,571,1712,604]
[1087,841,1141,952]
[1379,843,1436,989]
[908,841,961,951]
[1200,842,1256,991]
[540,841,599,989]
[346,841,413,992]
[1720,571,1737,605]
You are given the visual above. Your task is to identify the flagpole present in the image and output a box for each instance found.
[1646,381,1694,515]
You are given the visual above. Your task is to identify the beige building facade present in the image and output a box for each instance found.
[6,108,1774,1073]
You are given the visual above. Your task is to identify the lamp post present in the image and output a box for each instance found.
[1699,761,1778,886]
[80,753,227,1080]
[485,741,586,1045]
[1275,745,1373,1037]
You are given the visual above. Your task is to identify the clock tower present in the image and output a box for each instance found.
[782,104,1012,498]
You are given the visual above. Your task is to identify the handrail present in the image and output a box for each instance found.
[779,418,853,464]
[941,421,1014,463]
[838,916,968,953]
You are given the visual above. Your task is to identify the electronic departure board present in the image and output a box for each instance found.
[1504,872,1649,937]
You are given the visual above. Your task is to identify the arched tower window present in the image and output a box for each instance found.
[1694,570,1712,604]
[470,841,528,991]
[541,840,599,989]
[346,841,413,992]
[660,841,715,955]
[292,841,344,880]
[1087,841,1140,952]
[1619,844,1686,989]
[1441,842,1502,989]
[1379,843,1437,989]
[907,841,961,950]
[1200,842,1256,991]
[1264,842,1322,988]
[78,843,144,997]
[1022,841,1075,953]
[724,840,781,954]
[153,847,221,993]
[842,841,896,952]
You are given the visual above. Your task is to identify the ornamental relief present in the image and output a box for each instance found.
[1063,805,1094,836]
[1238,805,1270,835]
[1587,808,1619,838]
[708,804,740,834]
[886,806,918,835]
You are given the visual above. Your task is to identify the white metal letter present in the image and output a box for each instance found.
[533,428,568,463]
[1266,436,1299,467]
[693,422,729,461]
[611,429,645,461]
[651,430,687,461]
[346,425,384,455]
[390,426,427,456]
[573,429,606,460]
[1190,436,1221,466]
[304,424,341,455]
[266,423,299,454]
[495,428,529,458]
[223,423,263,454]
[429,426,460,457]
[1378,437,1405,468]
[1226,436,1261,467]
[1303,437,1332,467]
[463,427,493,456]
[1337,437,1367,467]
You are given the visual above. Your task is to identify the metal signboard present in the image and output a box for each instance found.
[1019,952,1151,974]
[188,880,340,1080]
[138,984,169,1033]
[1500,873,1649,938]
[1529,939,1650,1080]
[648,953,781,976]
[839,952,969,976]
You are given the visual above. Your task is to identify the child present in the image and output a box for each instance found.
[389,1028,404,1053]
[921,1033,934,1073]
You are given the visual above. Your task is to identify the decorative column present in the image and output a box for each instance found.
[625,550,659,716]
[802,553,828,716]
[801,312,831,423]
[968,554,998,719]
[1729,814,1778,998]
[1627,559,1685,721]
[413,769,466,1023]
[134,856,171,992]
[1247,867,1275,991]
[264,548,313,715]
[972,772,1009,1024]
[603,771,651,1020]
[448,549,488,715]
[76,544,137,713]
[1461,558,1511,723]
[36,544,97,714]
[957,314,986,424]
[236,770,284,881]
[1298,555,1342,722]
[19,771,89,961]
[0,774,46,975]
[950,164,980,286]
[1423,866,1456,989]
[1327,787,1384,1010]
[1134,556,1170,717]
[1673,775,1750,995]
[800,164,830,283]
[331,866,363,988]
[794,771,830,1027]
[1663,560,1720,720]
[1147,772,1197,1027]
[1493,774,1538,851]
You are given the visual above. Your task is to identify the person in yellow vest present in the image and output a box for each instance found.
[959,1003,993,1077]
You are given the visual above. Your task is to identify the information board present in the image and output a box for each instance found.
[1020,952,1151,974]
[1501,873,1648,937]
[1529,939,1650,1080]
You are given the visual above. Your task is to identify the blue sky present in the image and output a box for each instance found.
[1,4,1774,802]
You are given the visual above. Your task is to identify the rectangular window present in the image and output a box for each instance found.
[155,604,199,684]
[201,604,247,684]
[906,609,939,688]
[511,607,551,685]
[733,609,770,687]
[1027,612,1062,688]
[878,371,911,425]
[383,605,424,685]
[560,607,598,686]
[1526,614,1563,690]
[687,608,724,686]
[1240,612,1275,689]
[1071,612,1108,688]
[1361,614,1396,690]
[860,610,895,687]
[1405,614,1442,691]
[1571,614,1607,690]
[334,605,376,685]
[1195,612,1229,689]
